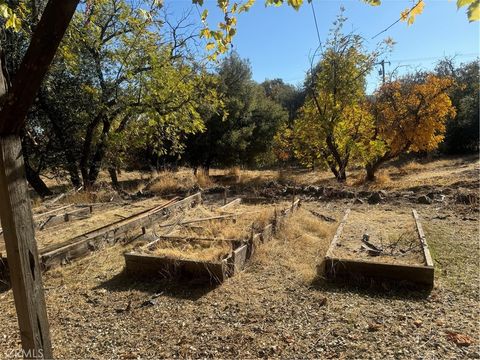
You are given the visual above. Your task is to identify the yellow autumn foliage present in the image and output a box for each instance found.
[374,75,456,157]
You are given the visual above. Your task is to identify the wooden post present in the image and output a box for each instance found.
[0,136,52,358]
[0,0,80,357]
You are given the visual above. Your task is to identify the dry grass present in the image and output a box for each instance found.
[227,166,241,179]
[139,203,281,263]
[168,204,275,240]
[148,239,230,262]
[60,190,120,204]
[147,169,197,195]
[397,161,423,175]
[195,169,212,188]
[255,207,335,283]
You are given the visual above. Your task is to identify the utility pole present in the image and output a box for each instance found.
[375,60,391,85]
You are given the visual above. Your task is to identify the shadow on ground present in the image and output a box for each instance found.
[94,269,218,301]
[310,264,432,300]
[309,276,432,301]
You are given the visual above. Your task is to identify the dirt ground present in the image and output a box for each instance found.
[0,156,479,359]
[332,207,424,265]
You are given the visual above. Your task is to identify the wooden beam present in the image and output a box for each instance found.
[232,244,248,274]
[147,235,245,247]
[0,136,52,358]
[0,0,80,357]
[159,214,237,228]
[412,209,434,267]
[324,257,434,285]
[34,204,74,219]
[325,209,351,258]
[219,198,241,210]
[124,252,229,283]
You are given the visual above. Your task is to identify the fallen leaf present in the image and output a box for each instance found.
[413,319,423,328]
[446,331,474,347]
[368,323,381,332]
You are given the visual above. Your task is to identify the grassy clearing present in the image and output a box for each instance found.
[255,207,336,283]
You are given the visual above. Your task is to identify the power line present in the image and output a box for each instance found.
[389,53,479,63]
[310,0,323,55]
[371,0,423,40]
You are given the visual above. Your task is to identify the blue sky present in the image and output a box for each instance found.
[166,0,479,93]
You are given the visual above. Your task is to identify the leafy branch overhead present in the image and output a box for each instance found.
[194,0,478,58]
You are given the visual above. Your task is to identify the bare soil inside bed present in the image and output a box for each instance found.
[331,208,424,265]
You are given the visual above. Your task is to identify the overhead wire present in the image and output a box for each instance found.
[371,0,423,40]
[310,0,323,55]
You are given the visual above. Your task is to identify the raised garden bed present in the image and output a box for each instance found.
[124,199,301,283]
[324,208,434,286]
[0,193,202,278]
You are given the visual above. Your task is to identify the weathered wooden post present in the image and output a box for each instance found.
[0,1,80,358]
[0,136,53,359]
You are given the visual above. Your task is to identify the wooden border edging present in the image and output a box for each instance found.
[124,198,301,283]
[37,205,93,230]
[219,198,242,210]
[324,257,434,285]
[325,209,350,258]
[324,208,434,286]
[412,209,434,267]
[38,192,201,270]
[124,252,229,283]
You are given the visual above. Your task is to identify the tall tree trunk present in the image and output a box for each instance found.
[325,135,349,182]
[39,93,81,187]
[87,119,111,186]
[24,161,52,197]
[366,162,381,182]
[80,113,104,188]
[108,167,119,189]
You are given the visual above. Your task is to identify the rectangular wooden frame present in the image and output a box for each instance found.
[324,208,434,286]
[124,199,301,283]
[1,193,202,276]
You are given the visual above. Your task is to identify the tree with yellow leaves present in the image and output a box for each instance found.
[291,10,389,180]
[364,73,456,181]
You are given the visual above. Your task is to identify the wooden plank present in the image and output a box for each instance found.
[124,252,228,283]
[412,209,434,267]
[325,209,351,258]
[40,193,201,270]
[0,135,52,358]
[261,224,273,243]
[147,236,245,249]
[324,257,434,286]
[219,198,241,210]
[159,214,236,228]
[33,204,74,220]
[37,206,92,230]
[232,244,247,274]
[247,233,262,260]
